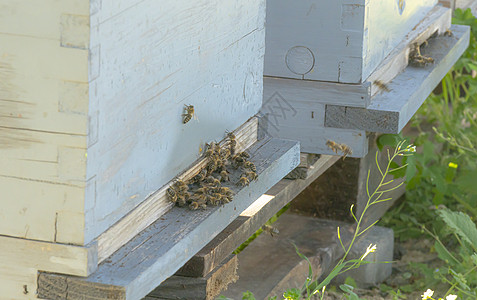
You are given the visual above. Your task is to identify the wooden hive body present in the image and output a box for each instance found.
[0,0,266,285]
[264,0,437,83]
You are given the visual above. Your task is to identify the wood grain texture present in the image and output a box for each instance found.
[264,0,436,83]
[0,235,97,277]
[222,213,353,299]
[0,263,38,300]
[37,137,300,300]
[84,0,266,244]
[148,255,238,300]
[325,25,470,134]
[366,6,452,98]
[263,76,371,108]
[95,118,258,263]
[176,155,339,277]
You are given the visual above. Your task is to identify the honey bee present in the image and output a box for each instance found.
[220,170,230,182]
[326,140,340,154]
[238,151,250,159]
[374,80,390,92]
[339,144,353,159]
[193,168,207,183]
[189,199,207,210]
[176,195,187,207]
[244,171,258,181]
[261,224,279,237]
[410,43,434,67]
[205,177,221,186]
[182,105,195,124]
[444,29,453,37]
[206,157,218,173]
[220,148,231,160]
[195,186,210,194]
[218,186,233,195]
[243,161,256,172]
[226,131,237,154]
[166,187,177,203]
[237,176,250,187]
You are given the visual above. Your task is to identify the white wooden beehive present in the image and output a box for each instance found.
[265,0,437,83]
[0,1,298,299]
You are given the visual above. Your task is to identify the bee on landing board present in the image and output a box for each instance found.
[182,104,196,124]
[374,80,390,93]
[237,176,250,187]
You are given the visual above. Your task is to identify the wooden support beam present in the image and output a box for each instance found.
[0,235,97,277]
[37,137,300,300]
[94,117,259,263]
[221,213,353,300]
[176,154,339,278]
[325,24,470,134]
[145,255,238,300]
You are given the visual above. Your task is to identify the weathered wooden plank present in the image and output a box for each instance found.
[285,153,320,180]
[38,137,299,300]
[264,0,436,83]
[366,5,452,98]
[95,117,258,263]
[147,255,238,300]
[84,0,266,244]
[176,155,339,277]
[263,76,371,108]
[222,213,353,299]
[325,25,470,134]
[0,235,97,277]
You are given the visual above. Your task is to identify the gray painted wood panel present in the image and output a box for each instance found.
[325,25,470,134]
[264,0,437,83]
[38,137,300,300]
[84,0,266,244]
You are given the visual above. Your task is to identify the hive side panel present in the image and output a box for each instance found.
[264,0,365,83]
[84,0,266,244]
[362,0,437,80]
[0,1,89,244]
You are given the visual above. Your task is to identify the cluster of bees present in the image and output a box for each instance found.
[326,140,353,159]
[167,131,258,210]
[410,42,434,67]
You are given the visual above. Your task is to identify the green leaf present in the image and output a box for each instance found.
[242,291,256,300]
[434,240,460,267]
[283,288,301,300]
[339,284,361,300]
[438,209,477,251]
[344,276,358,288]
[377,134,402,151]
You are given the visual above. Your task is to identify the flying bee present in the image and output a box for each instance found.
[326,140,340,154]
[182,104,196,124]
[237,176,250,187]
[374,80,390,92]
[261,224,279,237]
[339,144,353,159]
[220,170,230,182]
[244,171,258,181]
[243,161,256,172]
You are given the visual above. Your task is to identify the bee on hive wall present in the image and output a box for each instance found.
[182,104,195,124]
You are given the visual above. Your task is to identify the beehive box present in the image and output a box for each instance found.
[0,1,300,299]
[265,0,437,83]
[261,3,469,158]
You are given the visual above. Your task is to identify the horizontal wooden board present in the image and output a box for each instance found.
[94,117,258,263]
[0,235,96,277]
[176,154,339,277]
[263,76,370,108]
[38,137,300,300]
[325,25,470,134]
[147,255,238,300]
